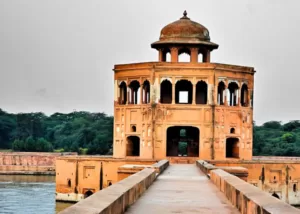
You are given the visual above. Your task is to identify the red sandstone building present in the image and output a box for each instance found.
[55,12,300,205]
[113,11,255,161]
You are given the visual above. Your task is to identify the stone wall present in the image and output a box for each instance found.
[55,156,156,202]
[59,168,157,214]
[0,152,76,175]
[210,169,300,214]
[210,159,300,205]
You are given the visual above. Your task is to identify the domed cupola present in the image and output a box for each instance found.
[151,11,218,63]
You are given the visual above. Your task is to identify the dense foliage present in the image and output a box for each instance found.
[0,109,113,155]
[1,108,300,156]
[253,121,300,156]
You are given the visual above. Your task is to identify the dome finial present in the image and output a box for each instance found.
[181,10,189,19]
[183,10,187,17]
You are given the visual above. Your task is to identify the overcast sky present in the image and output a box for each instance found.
[0,0,299,125]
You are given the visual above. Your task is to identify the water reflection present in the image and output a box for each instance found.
[0,175,73,214]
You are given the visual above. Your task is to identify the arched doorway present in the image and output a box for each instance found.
[126,136,140,156]
[84,190,93,198]
[166,126,199,157]
[272,192,280,199]
[226,138,239,158]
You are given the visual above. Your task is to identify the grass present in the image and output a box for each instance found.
[0,149,12,152]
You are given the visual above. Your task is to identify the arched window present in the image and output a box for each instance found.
[178,47,191,62]
[131,125,136,132]
[160,80,172,104]
[119,82,127,105]
[67,179,71,187]
[126,136,140,156]
[142,80,150,104]
[228,82,239,106]
[175,80,192,104]
[293,184,297,192]
[241,84,248,107]
[217,81,225,105]
[129,80,140,104]
[196,81,207,104]
[166,53,171,62]
[230,128,235,134]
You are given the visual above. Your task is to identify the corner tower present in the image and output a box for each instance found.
[113,11,255,161]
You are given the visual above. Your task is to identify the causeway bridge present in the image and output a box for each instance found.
[59,160,300,214]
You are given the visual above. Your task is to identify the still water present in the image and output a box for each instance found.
[0,175,73,214]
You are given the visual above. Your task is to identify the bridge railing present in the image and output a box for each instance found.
[211,169,300,214]
[59,168,156,214]
[59,160,169,214]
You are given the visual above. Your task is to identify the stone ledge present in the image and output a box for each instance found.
[210,169,300,214]
[58,168,156,214]
[117,160,169,180]
[196,160,248,181]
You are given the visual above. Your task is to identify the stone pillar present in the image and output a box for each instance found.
[171,47,178,62]
[172,78,175,104]
[140,84,144,104]
[207,84,212,105]
[159,49,165,62]
[127,87,130,104]
[204,50,211,62]
[192,83,196,104]
[190,48,198,63]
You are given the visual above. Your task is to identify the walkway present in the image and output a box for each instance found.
[125,164,239,214]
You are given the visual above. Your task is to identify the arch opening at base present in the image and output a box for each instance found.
[126,136,140,156]
[226,137,239,158]
[166,126,199,157]
[84,190,94,199]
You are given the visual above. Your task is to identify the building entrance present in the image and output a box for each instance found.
[166,126,199,157]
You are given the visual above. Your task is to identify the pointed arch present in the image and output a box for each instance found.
[142,80,150,104]
[196,81,207,104]
[228,82,239,106]
[129,80,140,104]
[160,79,172,104]
[119,81,127,105]
[217,81,226,105]
[241,83,248,107]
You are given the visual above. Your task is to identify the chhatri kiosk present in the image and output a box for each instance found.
[113,11,255,161]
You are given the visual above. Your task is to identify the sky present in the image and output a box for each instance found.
[0,0,299,125]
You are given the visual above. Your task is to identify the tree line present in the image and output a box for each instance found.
[0,109,113,155]
[253,120,300,156]
[1,108,300,156]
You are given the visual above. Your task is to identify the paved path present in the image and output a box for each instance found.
[126,164,239,214]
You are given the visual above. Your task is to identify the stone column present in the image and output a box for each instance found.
[159,49,165,62]
[171,47,178,62]
[140,84,143,104]
[190,48,199,63]
[127,87,130,104]
[172,78,175,104]
[204,50,211,62]
[192,83,196,104]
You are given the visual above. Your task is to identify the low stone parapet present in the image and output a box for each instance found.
[152,159,169,174]
[196,160,217,177]
[58,168,156,214]
[117,159,169,180]
[210,169,300,214]
[196,160,248,181]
